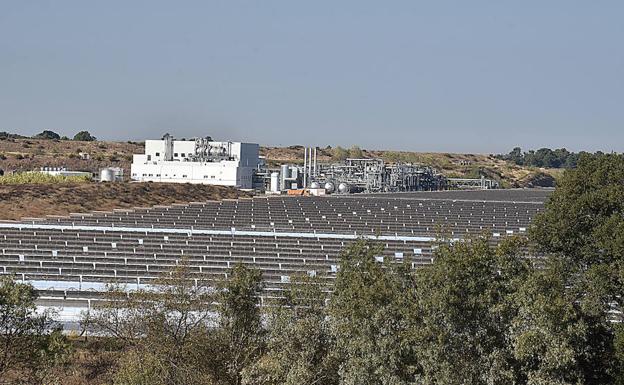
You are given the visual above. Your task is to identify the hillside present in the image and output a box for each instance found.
[0,138,561,188]
[0,138,141,175]
[0,182,248,221]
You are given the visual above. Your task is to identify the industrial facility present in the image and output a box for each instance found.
[129,135,496,194]
[130,134,260,189]
[263,148,491,195]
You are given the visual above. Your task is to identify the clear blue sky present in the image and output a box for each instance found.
[1,1,622,153]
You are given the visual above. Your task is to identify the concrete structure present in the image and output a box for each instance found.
[36,167,92,178]
[130,135,259,189]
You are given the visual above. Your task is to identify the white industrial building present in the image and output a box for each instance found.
[131,135,259,189]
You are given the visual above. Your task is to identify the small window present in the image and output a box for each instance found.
[147,155,151,161]
[155,152,160,157]
[148,174,153,177]
[174,153,179,157]
[182,175,188,178]
[142,173,147,177]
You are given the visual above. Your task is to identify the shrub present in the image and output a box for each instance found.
[73,131,96,141]
[33,130,61,140]
[0,173,91,185]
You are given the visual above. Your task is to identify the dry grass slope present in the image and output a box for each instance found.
[0,182,249,221]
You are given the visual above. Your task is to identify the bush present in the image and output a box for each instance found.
[73,131,96,141]
[0,173,91,185]
[33,130,61,140]
[332,146,349,161]
[348,145,363,158]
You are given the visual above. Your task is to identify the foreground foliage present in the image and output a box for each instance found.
[0,277,71,384]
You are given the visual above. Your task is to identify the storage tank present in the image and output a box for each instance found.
[280,164,290,190]
[310,181,320,189]
[280,164,290,179]
[338,183,350,194]
[270,172,280,193]
[100,168,115,182]
[324,182,335,193]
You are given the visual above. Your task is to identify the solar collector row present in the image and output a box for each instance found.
[33,196,540,237]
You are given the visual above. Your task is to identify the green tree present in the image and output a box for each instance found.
[0,277,70,383]
[73,130,97,141]
[210,263,265,385]
[328,239,417,385]
[410,237,529,385]
[510,256,615,384]
[529,152,624,383]
[508,146,524,165]
[33,130,61,140]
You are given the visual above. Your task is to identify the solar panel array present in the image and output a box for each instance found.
[33,195,541,237]
[0,190,547,312]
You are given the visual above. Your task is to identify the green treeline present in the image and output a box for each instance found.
[496,146,609,168]
[2,152,624,384]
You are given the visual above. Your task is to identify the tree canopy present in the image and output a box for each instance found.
[73,130,96,141]
[33,130,61,140]
[497,147,592,168]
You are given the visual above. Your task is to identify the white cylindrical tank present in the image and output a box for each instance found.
[324,182,335,193]
[310,181,320,189]
[280,164,290,190]
[270,172,279,193]
[100,168,115,182]
[280,164,290,179]
[338,183,350,194]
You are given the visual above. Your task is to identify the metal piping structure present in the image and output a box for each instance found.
[313,158,447,193]
[260,148,498,194]
[308,148,313,185]
[447,176,499,190]
[313,148,317,178]
[303,148,308,188]
[192,137,234,163]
